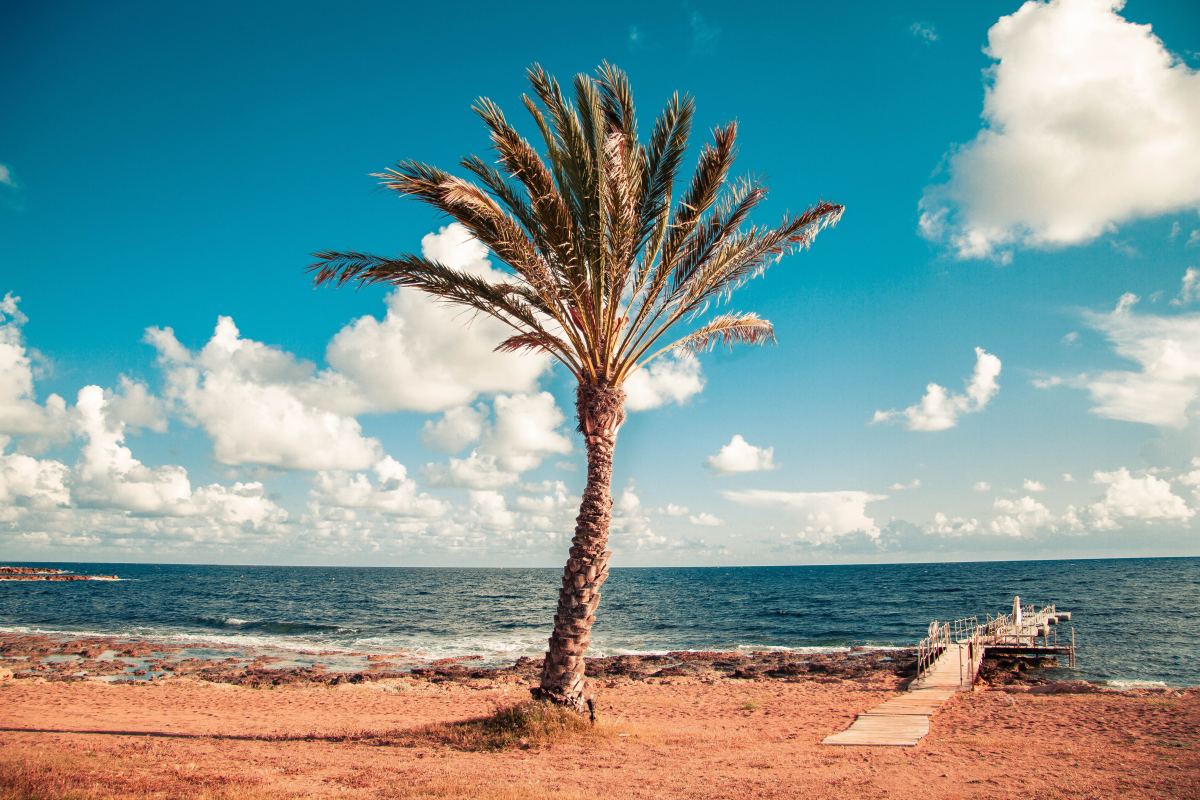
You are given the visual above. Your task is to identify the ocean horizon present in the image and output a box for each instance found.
[5,555,1197,687]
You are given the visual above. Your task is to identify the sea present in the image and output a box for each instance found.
[2,557,1197,687]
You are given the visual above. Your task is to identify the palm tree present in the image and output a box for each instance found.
[312,63,843,714]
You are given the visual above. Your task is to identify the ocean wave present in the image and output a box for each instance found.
[192,616,351,635]
[1105,679,1170,690]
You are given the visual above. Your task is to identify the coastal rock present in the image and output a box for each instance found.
[0,566,120,582]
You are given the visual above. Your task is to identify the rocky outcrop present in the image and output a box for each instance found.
[0,566,119,581]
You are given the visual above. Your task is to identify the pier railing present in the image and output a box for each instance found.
[916,621,950,681]
[916,597,1075,686]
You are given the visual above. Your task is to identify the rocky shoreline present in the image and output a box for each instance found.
[0,630,1166,697]
[0,631,915,688]
[0,566,119,582]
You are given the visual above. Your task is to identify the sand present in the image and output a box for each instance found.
[0,637,1196,799]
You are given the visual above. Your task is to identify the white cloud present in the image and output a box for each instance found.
[422,392,571,488]
[973,481,992,492]
[0,293,69,442]
[0,164,12,186]
[624,352,704,411]
[480,392,571,472]
[724,489,887,543]
[926,512,980,536]
[662,503,689,516]
[1076,292,1200,427]
[873,347,1001,431]
[1089,467,1193,528]
[1170,267,1200,306]
[990,496,1054,537]
[188,482,289,533]
[910,22,938,43]
[889,479,921,491]
[0,444,70,511]
[147,317,383,471]
[324,225,549,414]
[611,484,666,550]
[706,434,776,474]
[74,385,192,514]
[104,376,167,433]
[67,385,289,537]
[1023,478,1046,492]
[467,490,517,531]
[424,451,519,490]
[688,512,722,527]
[421,405,486,453]
[919,0,1200,261]
[311,457,445,517]
[1063,473,1075,482]
[616,485,642,514]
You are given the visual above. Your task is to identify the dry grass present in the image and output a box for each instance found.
[0,750,273,800]
[409,700,614,752]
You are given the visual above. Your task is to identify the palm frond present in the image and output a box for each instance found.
[314,63,843,393]
[653,313,775,359]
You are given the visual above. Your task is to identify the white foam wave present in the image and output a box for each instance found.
[1105,679,1169,690]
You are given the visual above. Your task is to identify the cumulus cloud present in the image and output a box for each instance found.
[1023,478,1046,492]
[147,317,383,471]
[0,442,70,512]
[311,457,445,517]
[421,405,487,453]
[467,490,517,530]
[104,376,167,433]
[889,479,921,491]
[73,385,192,513]
[425,391,572,488]
[0,293,69,442]
[990,495,1054,537]
[424,451,519,490]
[926,512,980,536]
[919,0,1200,261]
[324,225,549,414]
[973,481,992,492]
[706,434,776,474]
[873,348,1001,431]
[65,384,290,538]
[624,352,704,411]
[1073,292,1200,427]
[481,392,571,472]
[1089,467,1192,528]
[688,512,722,527]
[724,489,887,544]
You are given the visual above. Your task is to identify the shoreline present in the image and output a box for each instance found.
[1,631,918,689]
[1,630,1192,692]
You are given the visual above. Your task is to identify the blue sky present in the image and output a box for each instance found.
[2,0,1199,566]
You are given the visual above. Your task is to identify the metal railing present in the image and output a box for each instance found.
[915,599,1075,686]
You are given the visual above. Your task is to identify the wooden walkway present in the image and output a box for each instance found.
[823,597,1074,747]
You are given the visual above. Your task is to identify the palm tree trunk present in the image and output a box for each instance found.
[533,383,626,714]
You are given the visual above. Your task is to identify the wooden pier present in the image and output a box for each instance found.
[822,596,1075,747]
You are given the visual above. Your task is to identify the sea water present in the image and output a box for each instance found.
[1,557,1196,686]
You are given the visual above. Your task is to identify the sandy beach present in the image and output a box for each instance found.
[1,634,1196,799]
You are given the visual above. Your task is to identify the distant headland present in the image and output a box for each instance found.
[0,566,119,582]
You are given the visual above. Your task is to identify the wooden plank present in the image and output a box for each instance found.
[822,714,930,746]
